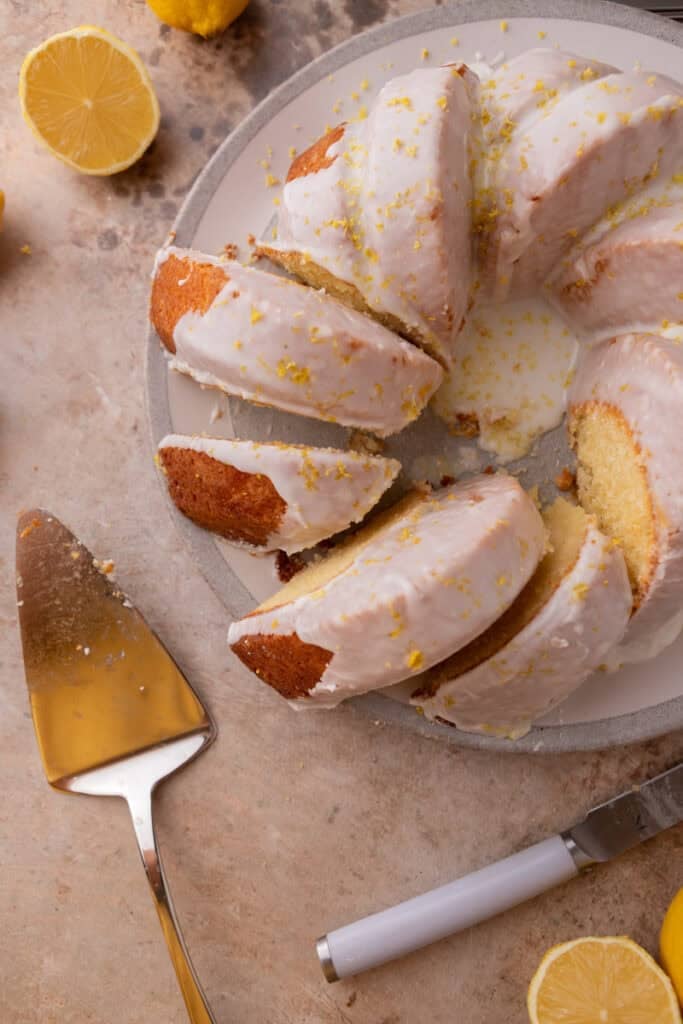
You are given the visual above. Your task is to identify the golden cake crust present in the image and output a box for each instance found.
[230,632,333,699]
[287,123,346,182]
[150,253,229,353]
[158,446,286,546]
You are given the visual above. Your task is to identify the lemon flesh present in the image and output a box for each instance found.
[146,0,249,37]
[661,888,683,1007]
[527,936,681,1024]
[19,26,159,176]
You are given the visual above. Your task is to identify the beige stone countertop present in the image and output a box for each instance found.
[1,1,682,1021]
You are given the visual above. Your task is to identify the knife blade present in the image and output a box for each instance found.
[566,762,683,863]
[317,761,683,981]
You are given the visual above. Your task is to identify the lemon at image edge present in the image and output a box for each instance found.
[146,0,250,37]
[661,887,683,1006]
[19,26,159,176]
[527,935,681,1024]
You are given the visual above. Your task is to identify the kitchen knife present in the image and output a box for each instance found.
[317,762,683,981]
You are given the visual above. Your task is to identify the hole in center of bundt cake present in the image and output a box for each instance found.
[414,497,589,697]
[569,401,656,608]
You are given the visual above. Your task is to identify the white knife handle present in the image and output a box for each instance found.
[317,835,581,981]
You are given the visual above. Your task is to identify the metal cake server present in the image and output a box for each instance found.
[317,761,683,980]
[16,509,217,1023]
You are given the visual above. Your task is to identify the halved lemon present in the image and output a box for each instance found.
[661,888,683,1006]
[527,936,681,1024]
[19,26,160,175]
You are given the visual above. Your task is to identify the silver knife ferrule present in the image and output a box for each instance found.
[561,830,595,871]
[316,935,339,983]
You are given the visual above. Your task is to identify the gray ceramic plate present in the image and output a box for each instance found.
[146,0,683,752]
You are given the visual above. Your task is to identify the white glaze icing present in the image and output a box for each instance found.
[477,53,683,299]
[557,167,683,254]
[156,246,443,437]
[413,520,631,739]
[606,607,683,668]
[228,474,546,707]
[273,123,361,285]
[360,66,475,365]
[477,49,617,145]
[550,192,683,341]
[268,66,476,366]
[569,333,683,656]
[432,296,578,462]
[158,434,401,555]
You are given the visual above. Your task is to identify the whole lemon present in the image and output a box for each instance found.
[147,0,250,37]
[661,887,683,1006]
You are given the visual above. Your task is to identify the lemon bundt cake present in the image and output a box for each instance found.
[228,475,545,706]
[569,333,683,660]
[411,498,631,738]
[150,47,683,732]
[476,54,683,300]
[257,65,477,367]
[157,435,400,554]
[150,247,442,436]
[550,191,683,339]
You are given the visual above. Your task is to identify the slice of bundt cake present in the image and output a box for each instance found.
[258,65,477,367]
[411,498,631,738]
[150,247,443,436]
[550,192,683,339]
[569,333,683,661]
[227,475,546,706]
[157,435,400,554]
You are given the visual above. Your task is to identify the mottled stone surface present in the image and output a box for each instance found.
[1,2,682,1022]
